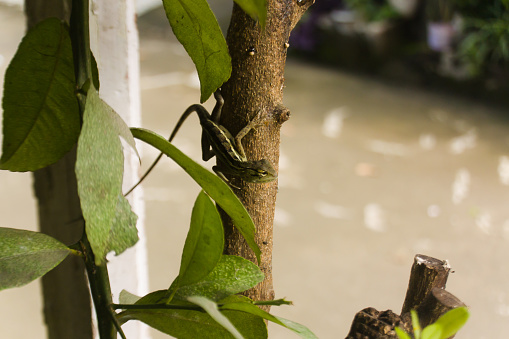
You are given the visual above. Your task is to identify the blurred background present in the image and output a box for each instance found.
[1,0,509,338]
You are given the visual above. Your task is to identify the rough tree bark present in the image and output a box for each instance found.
[220,0,313,307]
[26,1,93,338]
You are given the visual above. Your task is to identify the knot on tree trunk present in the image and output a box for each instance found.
[274,104,290,124]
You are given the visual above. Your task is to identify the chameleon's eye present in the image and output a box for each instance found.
[257,170,267,177]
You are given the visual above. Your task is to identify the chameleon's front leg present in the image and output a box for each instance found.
[233,110,267,159]
[210,90,224,123]
[212,166,241,189]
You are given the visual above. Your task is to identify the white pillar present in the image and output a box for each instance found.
[89,1,149,338]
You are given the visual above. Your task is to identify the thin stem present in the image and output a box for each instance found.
[68,248,84,257]
[70,0,93,89]
[70,1,117,337]
[81,235,117,338]
[253,299,292,306]
[113,298,292,311]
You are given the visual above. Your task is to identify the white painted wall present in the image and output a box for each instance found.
[0,0,162,14]
[136,0,161,15]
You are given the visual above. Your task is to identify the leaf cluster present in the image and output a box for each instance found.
[447,0,509,74]
[114,191,316,338]
[458,10,509,73]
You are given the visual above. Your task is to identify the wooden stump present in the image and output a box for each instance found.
[401,255,451,315]
[346,308,410,339]
[346,254,465,338]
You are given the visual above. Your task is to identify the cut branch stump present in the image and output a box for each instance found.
[346,254,466,338]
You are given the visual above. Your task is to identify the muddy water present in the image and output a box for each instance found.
[273,62,509,338]
[1,4,509,338]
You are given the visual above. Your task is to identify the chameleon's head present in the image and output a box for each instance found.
[242,159,278,183]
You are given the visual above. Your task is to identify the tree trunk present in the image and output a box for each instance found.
[220,0,312,308]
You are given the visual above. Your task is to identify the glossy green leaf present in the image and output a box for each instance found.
[233,0,267,29]
[130,128,261,263]
[0,227,70,290]
[395,327,412,339]
[76,87,138,264]
[179,191,224,287]
[174,255,264,302]
[187,296,244,339]
[1,18,80,171]
[162,0,231,102]
[220,295,318,339]
[421,324,441,339]
[119,291,266,339]
[432,307,469,339]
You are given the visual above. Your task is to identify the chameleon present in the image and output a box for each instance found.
[125,91,277,196]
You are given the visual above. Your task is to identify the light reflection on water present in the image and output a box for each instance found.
[452,168,470,205]
[498,156,509,185]
[321,107,349,139]
[449,129,477,154]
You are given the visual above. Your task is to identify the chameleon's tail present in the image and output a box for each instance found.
[125,90,223,197]
[124,104,207,197]
[168,104,205,142]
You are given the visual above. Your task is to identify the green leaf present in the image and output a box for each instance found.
[421,324,441,339]
[411,309,422,339]
[219,295,318,339]
[187,296,244,339]
[179,191,224,287]
[270,316,318,339]
[0,227,70,290]
[119,291,267,339]
[130,128,261,263]
[432,307,469,339]
[395,327,412,339]
[76,87,138,264]
[162,0,231,102]
[121,299,233,338]
[134,289,167,305]
[175,255,264,302]
[233,0,267,29]
[1,18,80,172]
[119,289,142,304]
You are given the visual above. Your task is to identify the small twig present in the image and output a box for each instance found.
[253,299,293,306]
[113,303,206,312]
